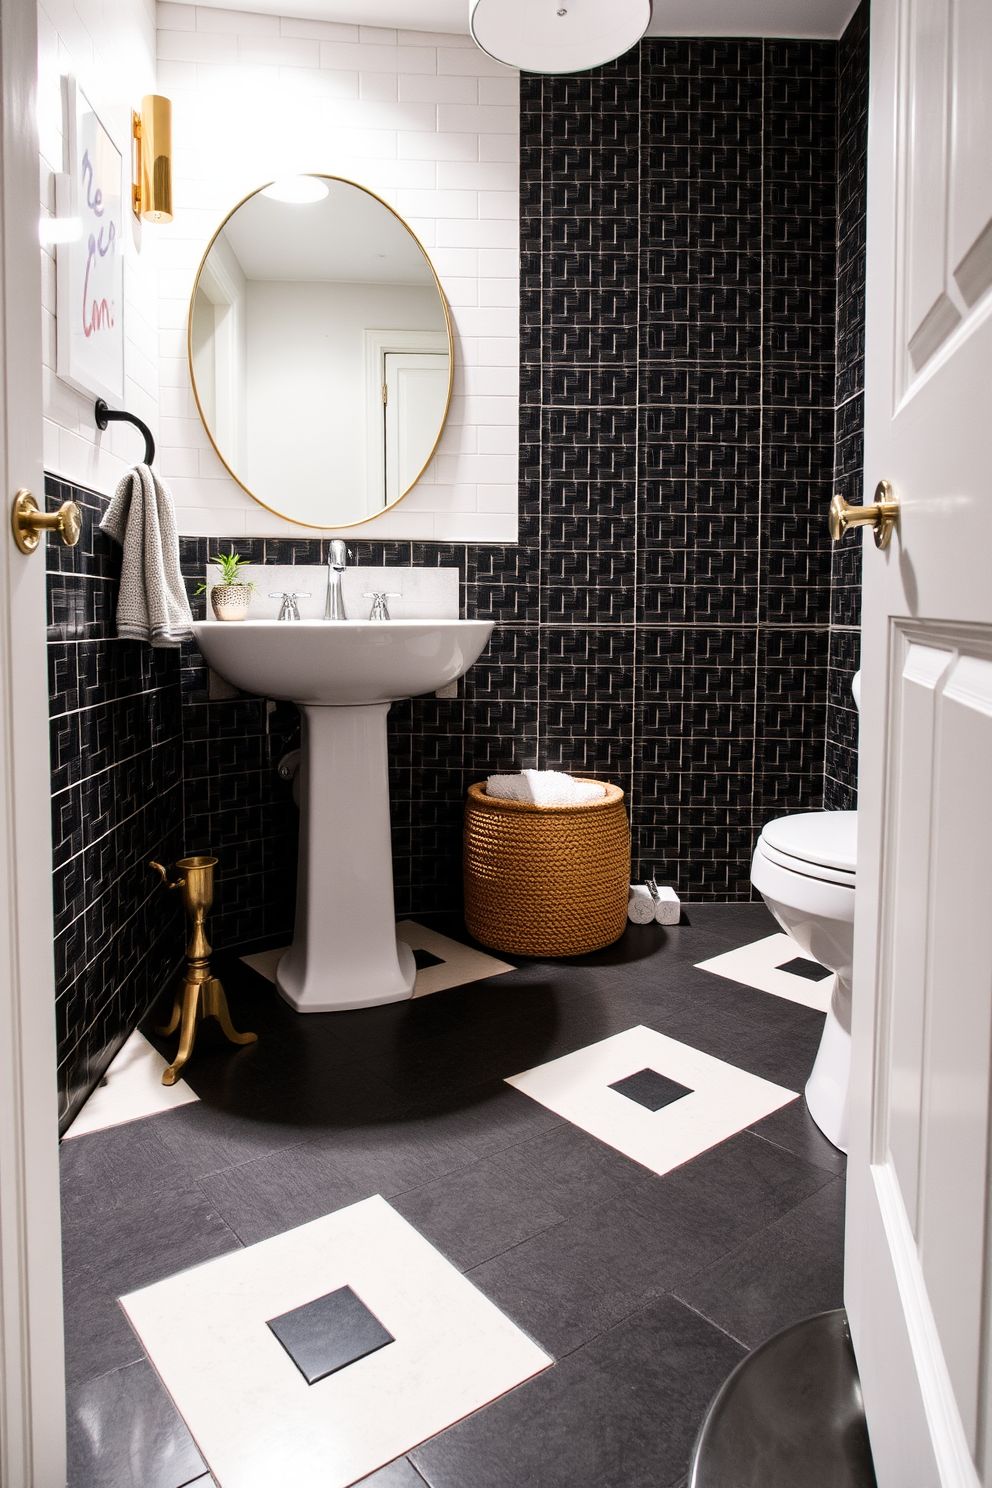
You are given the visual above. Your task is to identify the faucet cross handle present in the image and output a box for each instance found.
[363,591,401,621]
[269,591,311,622]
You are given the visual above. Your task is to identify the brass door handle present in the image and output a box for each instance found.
[829,480,899,549]
[11,489,81,553]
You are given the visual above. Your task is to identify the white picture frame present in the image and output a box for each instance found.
[55,76,124,404]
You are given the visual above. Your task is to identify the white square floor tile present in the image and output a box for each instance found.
[396,920,514,997]
[64,1031,198,1138]
[242,924,513,1001]
[506,1026,798,1178]
[121,1195,551,1488]
[694,932,834,1013]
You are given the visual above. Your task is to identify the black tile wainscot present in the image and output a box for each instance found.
[825,0,869,810]
[47,475,185,1132]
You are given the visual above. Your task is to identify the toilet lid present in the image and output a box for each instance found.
[760,811,857,874]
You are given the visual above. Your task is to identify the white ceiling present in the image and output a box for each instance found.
[194,0,860,42]
[220,181,437,283]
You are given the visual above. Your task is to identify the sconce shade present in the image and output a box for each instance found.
[133,94,172,223]
[469,0,651,73]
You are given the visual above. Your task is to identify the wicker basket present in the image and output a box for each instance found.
[463,779,630,957]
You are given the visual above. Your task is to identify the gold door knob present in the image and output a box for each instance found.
[829,480,899,550]
[11,489,82,554]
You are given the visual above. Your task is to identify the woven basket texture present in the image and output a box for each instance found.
[463,779,630,957]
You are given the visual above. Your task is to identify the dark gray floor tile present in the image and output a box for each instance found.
[411,1293,745,1488]
[485,1122,650,1218]
[196,1087,566,1247]
[67,1358,205,1488]
[194,1143,371,1246]
[673,1176,847,1349]
[390,1158,566,1271]
[467,1130,833,1357]
[748,1097,847,1176]
[62,1185,241,1387]
[733,1013,827,1093]
[355,1457,429,1486]
[149,1101,319,1181]
[62,1181,241,1293]
[62,1288,146,1389]
[60,1118,189,1216]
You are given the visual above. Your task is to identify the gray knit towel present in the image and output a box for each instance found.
[100,464,193,648]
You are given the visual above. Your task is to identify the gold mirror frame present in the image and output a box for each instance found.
[187,174,455,530]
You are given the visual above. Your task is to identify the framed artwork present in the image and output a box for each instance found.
[56,76,124,403]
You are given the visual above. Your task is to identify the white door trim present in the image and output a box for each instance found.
[364,327,449,513]
[0,0,68,1477]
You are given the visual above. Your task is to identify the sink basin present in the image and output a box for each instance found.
[192,618,494,707]
[192,615,493,1014]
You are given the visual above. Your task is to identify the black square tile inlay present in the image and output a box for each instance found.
[266,1285,394,1386]
[609,1068,693,1112]
[413,948,446,971]
[776,956,831,982]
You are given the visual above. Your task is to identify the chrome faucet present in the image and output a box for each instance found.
[363,590,400,621]
[324,540,350,620]
[270,591,310,622]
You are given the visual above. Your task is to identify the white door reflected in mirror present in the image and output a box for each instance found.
[188,175,453,529]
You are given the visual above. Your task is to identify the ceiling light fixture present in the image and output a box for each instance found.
[469,0,652,74]
[261,176,330,205]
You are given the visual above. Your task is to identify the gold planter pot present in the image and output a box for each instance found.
[150,855,257,1085]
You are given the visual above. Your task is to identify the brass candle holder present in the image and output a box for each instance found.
[150,855,257,1085]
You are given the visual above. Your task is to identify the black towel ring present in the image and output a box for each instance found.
[94,399,156,466]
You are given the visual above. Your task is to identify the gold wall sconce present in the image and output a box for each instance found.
[132,94,173,222]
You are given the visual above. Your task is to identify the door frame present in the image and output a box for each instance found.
[0,0,69,1478]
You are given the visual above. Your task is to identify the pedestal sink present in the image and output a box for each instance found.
[191,619,494,1011]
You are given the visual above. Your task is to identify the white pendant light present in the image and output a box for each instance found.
[469,0,651,74]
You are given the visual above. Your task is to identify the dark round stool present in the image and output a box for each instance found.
[689,1310,877,1488]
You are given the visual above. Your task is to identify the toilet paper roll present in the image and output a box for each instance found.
[651,885,681,925]
[627,885,656,924]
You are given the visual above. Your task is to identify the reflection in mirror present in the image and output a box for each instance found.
[189,176,452,528]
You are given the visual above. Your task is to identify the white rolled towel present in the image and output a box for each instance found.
[627,885,656,924]
[486,770,607,806]
[651,885,681,925]
[628,883,682,925]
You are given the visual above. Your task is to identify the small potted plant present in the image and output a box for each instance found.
[197,548,257,622]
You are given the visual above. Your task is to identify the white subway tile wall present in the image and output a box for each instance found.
[38,0,161,496]
[155,4,520,540]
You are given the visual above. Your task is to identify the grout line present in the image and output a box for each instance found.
[752,39,766,856]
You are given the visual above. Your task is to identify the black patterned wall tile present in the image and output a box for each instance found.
[640,582,759,628]
[753,769,825,817]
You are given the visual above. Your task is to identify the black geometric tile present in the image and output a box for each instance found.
[609,1068,693,1111]
[777,956,832,982]
[413,948,445,971]
[266,1285,394,1385]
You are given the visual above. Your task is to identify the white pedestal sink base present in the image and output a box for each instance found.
[276,703,416,1012]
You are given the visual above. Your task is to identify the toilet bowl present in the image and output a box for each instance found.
[750,809,857,1152]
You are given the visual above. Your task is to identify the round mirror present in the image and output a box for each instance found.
[188,175,453,529]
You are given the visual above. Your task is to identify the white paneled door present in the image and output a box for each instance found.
[845,0,992,1482]
[0,0,67,1474]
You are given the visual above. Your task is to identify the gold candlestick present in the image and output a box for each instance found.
[150,855,257,1085]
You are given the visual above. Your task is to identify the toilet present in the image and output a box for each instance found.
[750,674,860,1152]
